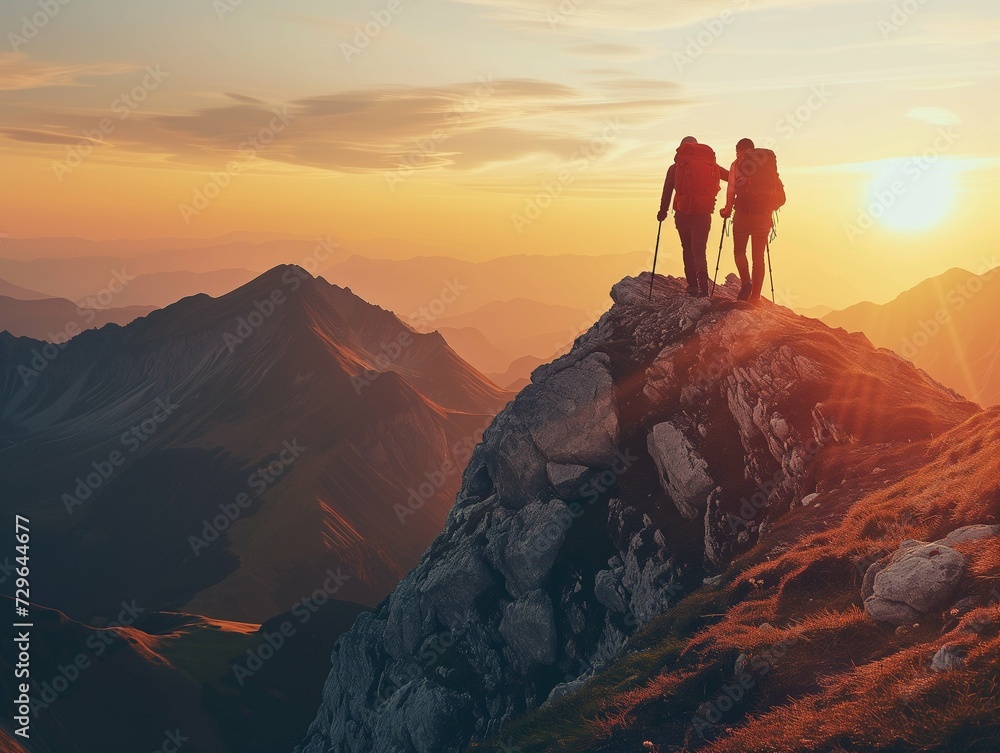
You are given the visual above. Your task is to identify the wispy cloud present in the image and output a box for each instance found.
[0,53,133,91]
[0,78,689,174]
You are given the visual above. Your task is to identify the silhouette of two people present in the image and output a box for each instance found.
[659,137,785,304]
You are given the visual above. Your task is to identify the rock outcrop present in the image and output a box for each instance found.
[863,525,1000,625]
[297,273,977,753]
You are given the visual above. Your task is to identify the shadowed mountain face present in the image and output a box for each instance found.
[296,273,985,753]
[0,266,511,623]
[0,596,367,753]
[823,266,1000,406]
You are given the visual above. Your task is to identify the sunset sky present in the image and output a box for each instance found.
[1,0,999,308]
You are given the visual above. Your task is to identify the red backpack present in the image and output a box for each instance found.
[736,148,786,214]
[673,143,721,215]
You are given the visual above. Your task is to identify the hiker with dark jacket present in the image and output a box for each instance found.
[720,138,786,304]
[657,136,729,297]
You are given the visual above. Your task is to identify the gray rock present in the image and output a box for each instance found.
[419,550,494,630]
[647,422,714,520]
[499,590,557,670]
[546,462,593,498]
[864,541,967,625]
[485,499,571,598]
[520,352,619,467]
[545,674,593,704]
[930,644,965,672]
[864,596,923,625]
[734,652,750,677]
[594,568,629,614]
[937,524,1000,546]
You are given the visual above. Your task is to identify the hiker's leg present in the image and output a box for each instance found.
[675,214,697,291]
[750,233,767,302]
[691,214,712,294]
[733,228,751,283]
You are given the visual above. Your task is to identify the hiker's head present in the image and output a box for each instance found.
[680,136,698,147]
[736,138,754,158]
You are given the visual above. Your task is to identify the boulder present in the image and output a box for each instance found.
[519,352,620,467]
[546,462,594,499]
[864,541,967,625]
[647,422,714,520]
[499,590,557,670]
[930,644,965,672]
[485,500,571,598]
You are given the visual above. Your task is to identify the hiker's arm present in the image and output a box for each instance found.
[657,165,675,221]
[722,160,739,218]
[718,164,730,182]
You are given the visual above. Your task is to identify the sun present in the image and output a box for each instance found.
[865,157,959,233]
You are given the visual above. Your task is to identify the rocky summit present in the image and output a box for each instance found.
[296,273,979,753]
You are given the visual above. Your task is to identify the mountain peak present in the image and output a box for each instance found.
[298,271,978,753]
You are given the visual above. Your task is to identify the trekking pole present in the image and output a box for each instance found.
[710,218,728,299]
[648,220,663,301]
[766,237,776,304]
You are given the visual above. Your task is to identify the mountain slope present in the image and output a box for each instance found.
[296,273,982,753]
[0,278,49,301]
[823,266,1000,406]
[0,295,156,340]
[0,266,511,623]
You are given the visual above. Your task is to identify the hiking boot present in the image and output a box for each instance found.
[697,288,710,298]
[737,282,752,302]
[686,287,700,298]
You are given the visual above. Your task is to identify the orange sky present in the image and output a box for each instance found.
[1,0,999,308]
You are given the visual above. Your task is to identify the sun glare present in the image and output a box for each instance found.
[866,157,959,233]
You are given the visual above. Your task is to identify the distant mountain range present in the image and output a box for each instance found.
[823,266,1000,406]
[0,295,156,340]
[0,266,511,624]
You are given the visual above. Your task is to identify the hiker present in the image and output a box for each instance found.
[720,138,786,303]
[657,137,729,297]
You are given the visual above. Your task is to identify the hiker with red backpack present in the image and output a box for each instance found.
[719,138,786,304]
[656,137,729,298]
